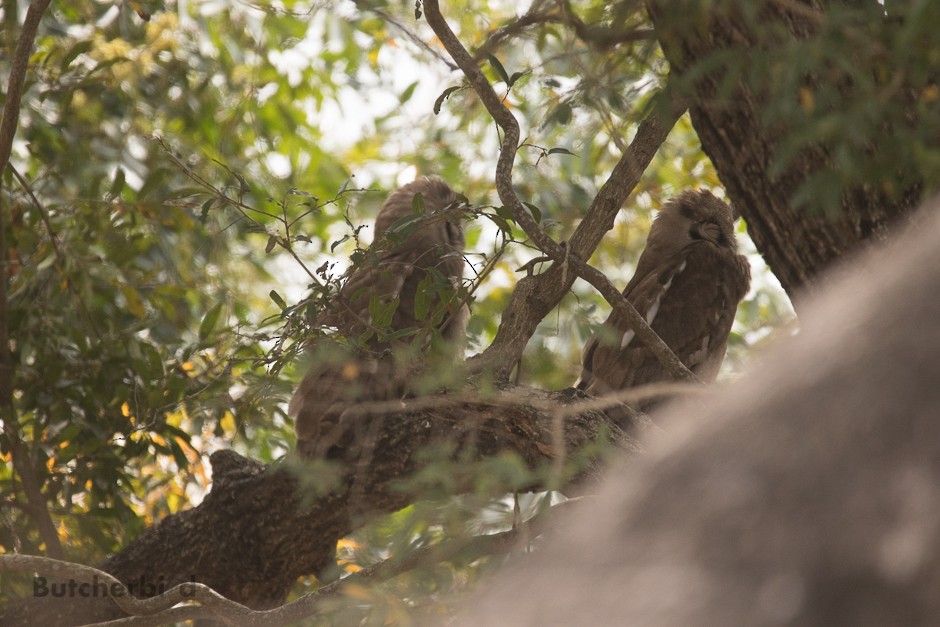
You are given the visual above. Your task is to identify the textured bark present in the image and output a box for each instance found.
[1,384,628,626]
[647,0,922,302]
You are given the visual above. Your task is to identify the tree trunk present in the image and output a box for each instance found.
[648,0,922,302]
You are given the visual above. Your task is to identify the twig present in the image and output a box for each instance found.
[473,0,654,60]
[423,0,697,383]
[352,0,458,71]
[301,379,706,422]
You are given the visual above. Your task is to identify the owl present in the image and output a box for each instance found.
[290,176,468,459]
[576,190,751,412]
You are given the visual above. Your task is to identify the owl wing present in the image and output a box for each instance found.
[576,253,690,393]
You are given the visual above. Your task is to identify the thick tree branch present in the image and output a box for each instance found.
[2,498,580,626]
[0,384,630,625]
[423,0,693,382]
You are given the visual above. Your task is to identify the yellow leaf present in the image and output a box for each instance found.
[121,402,132,417]
[164,409,187,427]
[219,411,236,434]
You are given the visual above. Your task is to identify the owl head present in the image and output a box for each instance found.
[374,176,465,262]
[655,189,737,247]
[640,189,739,262]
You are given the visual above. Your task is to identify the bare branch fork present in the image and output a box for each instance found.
[421,0,697,382]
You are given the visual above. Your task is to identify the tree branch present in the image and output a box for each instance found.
[0,0,62,562]
[422,0,694,382]
[0,383,630,625]
[1,498,581,626]
[0,0,50,174]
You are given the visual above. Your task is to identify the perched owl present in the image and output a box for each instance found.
[290,176,468,459]
[576,190,750,412]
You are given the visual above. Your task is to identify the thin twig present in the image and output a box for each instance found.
[352,0,459,71]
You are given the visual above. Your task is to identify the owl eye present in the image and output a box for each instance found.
[691,220,723,243]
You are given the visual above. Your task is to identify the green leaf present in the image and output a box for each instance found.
[508,71,528,88]
[523,202,542,223]
[487,54,510,84]
[547,147,575,156]
[400,81,419,104]
[384,327,420,342]
[269,290,287,310]
[61,40,93,71]
[543,102,573,128]
[108,169,126,199]
[414,274,433,321]
[485,213,513,235]
[199,198,214,223]
[199,302,224,340]
[434,86,462,115]
[368,295,399,331]
[494,205,516,222]
[331,235,351,252]
[386,213,425,238]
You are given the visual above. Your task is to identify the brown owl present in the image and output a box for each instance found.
[290,176,468,459]
[576,190,751,413]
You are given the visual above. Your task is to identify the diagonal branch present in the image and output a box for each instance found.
[422,0,695,382]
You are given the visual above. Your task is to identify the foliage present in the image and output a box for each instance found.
[21,0,934,619]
